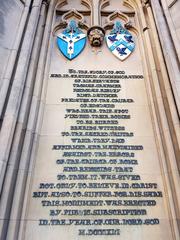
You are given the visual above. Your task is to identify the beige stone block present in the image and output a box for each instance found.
[176,27,180,41]
[46,78,75,105]
[169,1,180,29]
[125,80,148,106]
[40,105,69,135]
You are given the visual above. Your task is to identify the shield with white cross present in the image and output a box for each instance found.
[57,20,87,60]
[106,21,135,61]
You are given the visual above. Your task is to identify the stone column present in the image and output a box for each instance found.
[151,0,180,115]
[0,0,43,194]
[137,1,180,238]
[0,0,32,118]
[0,2,47,240]
[5,0,56,239]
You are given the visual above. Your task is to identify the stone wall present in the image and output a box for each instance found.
[0,0,24,80]
[166,0,180,45]
[0,0,179,239]
[151,0,180,116]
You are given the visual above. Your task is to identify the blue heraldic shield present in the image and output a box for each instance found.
[106,21,135,61]
[57,20,87,60]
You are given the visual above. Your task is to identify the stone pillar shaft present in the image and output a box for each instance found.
[6,0,56,239]
[0,0,32,118]
[0,2,47,240]
[0,0,43,194]
[151,0,180,115]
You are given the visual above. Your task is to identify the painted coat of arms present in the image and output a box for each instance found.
[106,21,135,61]
[57,20,87,60]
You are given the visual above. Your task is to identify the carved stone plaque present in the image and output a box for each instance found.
[22,1,177,239]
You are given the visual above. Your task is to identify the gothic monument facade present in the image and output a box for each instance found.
[0,0,179,239]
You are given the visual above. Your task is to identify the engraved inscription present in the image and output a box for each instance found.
[32,69,163,237]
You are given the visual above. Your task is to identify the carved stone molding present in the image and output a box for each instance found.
[53,9,89,36]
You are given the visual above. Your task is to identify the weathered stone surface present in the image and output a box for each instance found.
[0,0,23,81]
[0,1,179,240]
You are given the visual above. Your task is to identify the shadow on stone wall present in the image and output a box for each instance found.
[0,0,15,36]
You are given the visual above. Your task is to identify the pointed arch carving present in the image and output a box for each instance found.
[100,0,110,9]
[81,0,91,9]
[53,8,89,36]
[103,10,138,34]
[54,0,92,30]
[123,0,139,10]
[55,0,68,10]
